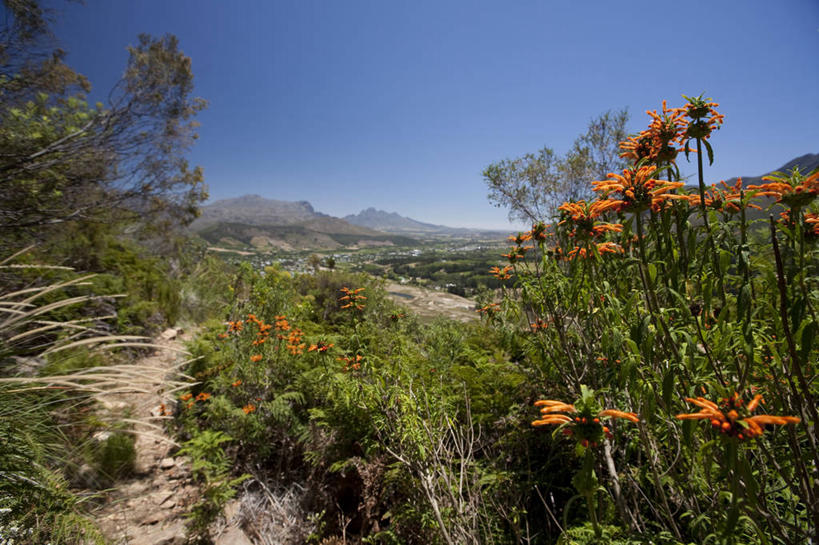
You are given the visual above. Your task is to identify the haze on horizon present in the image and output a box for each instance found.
[50,0,819,231]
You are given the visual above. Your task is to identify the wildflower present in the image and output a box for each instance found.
[389,312,405,321]
[274,315,291,332]
[644,100,688,164]
[227,320,244,333]
[158,403,168,416]
[477,303,500,315]
[532,386,639,448]
[681,94,724,149]
[231,379,242,387]
[339,287,367,311]
[676,393,799,441]
[179,393,193,402]
[308,341,334,353]
[242,404,256,414]
[501,245,529,263]
[250,354,262,362]
[620,100,687,165]
[338,354,363,371]
[489,265,514,280]
[508,232,532,245]
[593,166,687,213]
[557,200,622,239]
[530,318,548,330]
[747,168,818,209]
[565,242,623,260]
[688,178,761,213]
[195,392,211,402]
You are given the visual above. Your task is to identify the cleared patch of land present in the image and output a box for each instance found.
[385,282,478,322]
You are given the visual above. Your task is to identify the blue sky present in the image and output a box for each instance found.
[47,0,819,230]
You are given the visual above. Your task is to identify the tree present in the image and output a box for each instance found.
[483,109,628,224]
[0,1,207,239]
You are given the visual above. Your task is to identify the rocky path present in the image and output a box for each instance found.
[92,328,198,545]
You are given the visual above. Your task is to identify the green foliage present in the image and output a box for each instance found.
[177,430,250,540]
[93,432,136,483]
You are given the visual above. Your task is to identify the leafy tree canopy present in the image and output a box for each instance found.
[484,108,628,224]
[0,0,207,243]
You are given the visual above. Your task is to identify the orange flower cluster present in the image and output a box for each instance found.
[231,379,242,387]
[806,212,819,236]
[620,100,687,164]
[243,314,273,346]
[748,169,818,209]
[532,398,639,448]
[676,393,799,441]
[179,391,212,409]
[619,96,723,165]
[242,404,256,414]
[530,318,549,331]
[559,201,622,236]
[564,242,624,260]
[477,303,500,316]
[593,166,687,213]
[682,95,724,142]
[228,320,243,333]
[285,328,306,355]
[690,178,760,214]
[340,287,366,311]
[489,265,513,280]
[338,354,363,372]
[274,315,290,333]
[501,245,529,264]
[308,341,334,353]
[250,354,262,363]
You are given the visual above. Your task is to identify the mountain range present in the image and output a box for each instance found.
[192,153,817,251]
[190,195,505,251]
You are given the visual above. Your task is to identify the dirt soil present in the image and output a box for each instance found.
[92,328,197,545]
[385,283,478,322]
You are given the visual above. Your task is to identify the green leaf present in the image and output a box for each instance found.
[662,368,675,408]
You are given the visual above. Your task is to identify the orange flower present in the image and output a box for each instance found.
[250,354,262,363]
[688,178,761,213]
[501,245,529,263]
[338,354,363,371]
[676,393,799,441]
[620,100,687,164]
[242,404,256,414]
[682,94,724,142]
[308,341,334,353]
[593,166,687,213]
[179,392,193,402]
[747,168,818,209]
[195,392,211,402]
[477,303,500,315]
[489,265,513,280]
[231,379,242,387]
[339,287,367,311]
[532,397,639,447]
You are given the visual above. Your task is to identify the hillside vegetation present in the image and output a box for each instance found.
[1,4,818,543]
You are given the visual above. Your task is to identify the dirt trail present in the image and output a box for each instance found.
[92,328,197,545]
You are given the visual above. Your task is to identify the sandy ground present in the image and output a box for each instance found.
[92,329,197,545]
[385,283,478,322]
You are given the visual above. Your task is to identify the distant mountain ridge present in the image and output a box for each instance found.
[725,153,819,188]
[190,195,417,251]
[344,207,507,238]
